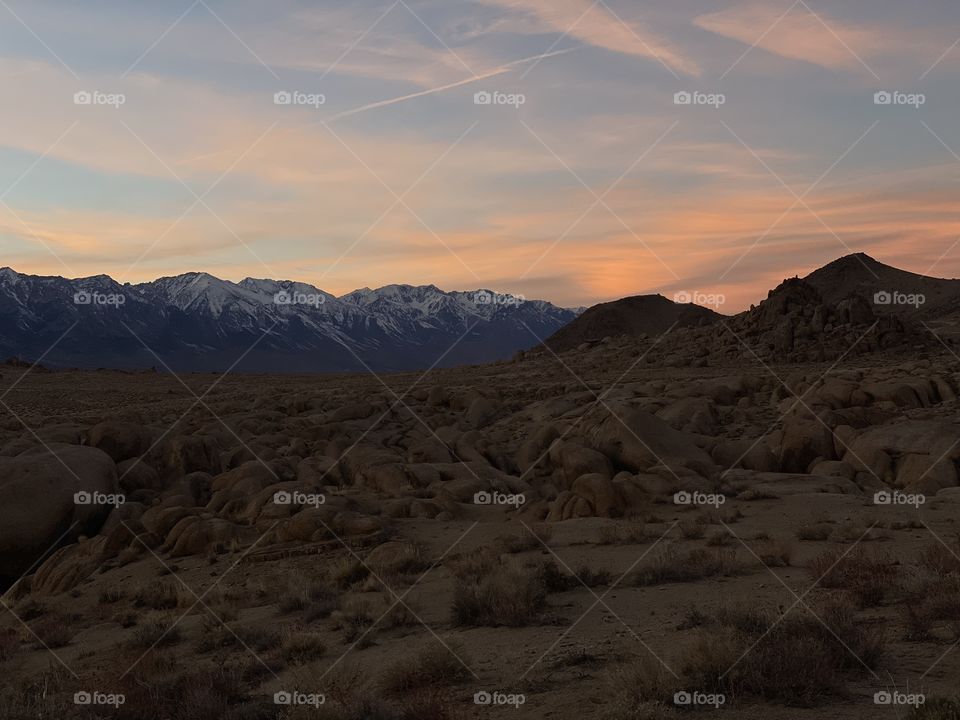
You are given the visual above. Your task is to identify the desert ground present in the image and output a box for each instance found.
[2,279,960,719]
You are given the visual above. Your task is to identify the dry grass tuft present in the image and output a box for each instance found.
[631,547,742,586]
[380,643,469,695]
[451,557,547,627]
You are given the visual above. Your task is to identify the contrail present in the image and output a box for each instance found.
[325,46,582,121]
[177,46,581,166]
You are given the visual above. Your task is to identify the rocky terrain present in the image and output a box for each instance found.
[2,255,960,720]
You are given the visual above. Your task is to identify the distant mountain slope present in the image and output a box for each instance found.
[0,269,579,373]
[804,253,960,314]
[543,294,723,352]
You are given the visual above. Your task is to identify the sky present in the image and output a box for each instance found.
[1,0,959,311]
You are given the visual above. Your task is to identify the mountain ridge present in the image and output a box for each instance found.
[542,253,959,356]
[0,268,580,373]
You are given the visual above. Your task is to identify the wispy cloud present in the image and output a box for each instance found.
[694,2,884,73]
[476,0,700,76]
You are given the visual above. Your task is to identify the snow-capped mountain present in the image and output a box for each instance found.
[0,269,579,373]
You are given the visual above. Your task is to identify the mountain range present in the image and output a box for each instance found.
[2,254,954,373]
[0,269,581,373]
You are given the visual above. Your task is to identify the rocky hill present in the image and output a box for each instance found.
[541,254,955,366]
[544,294,723,352]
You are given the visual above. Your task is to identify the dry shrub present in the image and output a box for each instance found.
[393,688,466,720]
[133,580,179,610]
[334,597,377,643]
[31,614,74,648]
[753,538,794,567]
[331,557,370,589]
[280,577,338,621]
[796,522,832,541]
[537,560,610,592]
[374,543,431,584]
[696,507,741,525]
[899,544,960,642]
[919,541,960,575]
[129,616,181,649]
[679,519,704,540]
[15,598,46,620]
[0,668,76,719]
[282,631,326,665]
[99,587,125,604]
[683,602,884,706]
[310,666,464,720]
[632,547,742,586]
[605,654,679,716]
[380,643,469,694]
[705,529,734,547]
[909,698,960,720]
[234,624,281,652]
[0,629,19,661]
[737,488,780,501]
[680,628,742,695]
[807,547,898,608]
[829,519,890,543]
[117,665,249,720]
[380,600,418,629]
[599,523,649,546]
[451,558,547,627]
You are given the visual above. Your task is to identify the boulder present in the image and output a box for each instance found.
[466,397,500,429]
[0,445,118,584]
[711,439,778,472]
[776,416,835,472]
[585,408,713,475]
[87,421,154,463]
[843,421,960,494]
[163,434,222,475]
[165,516,255,557]
[515,424,560,474]
[116,457,162,493]
[570,473,619,517]
[657,397,719,435]
[551,441,613,485]
[406,437,453,464]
